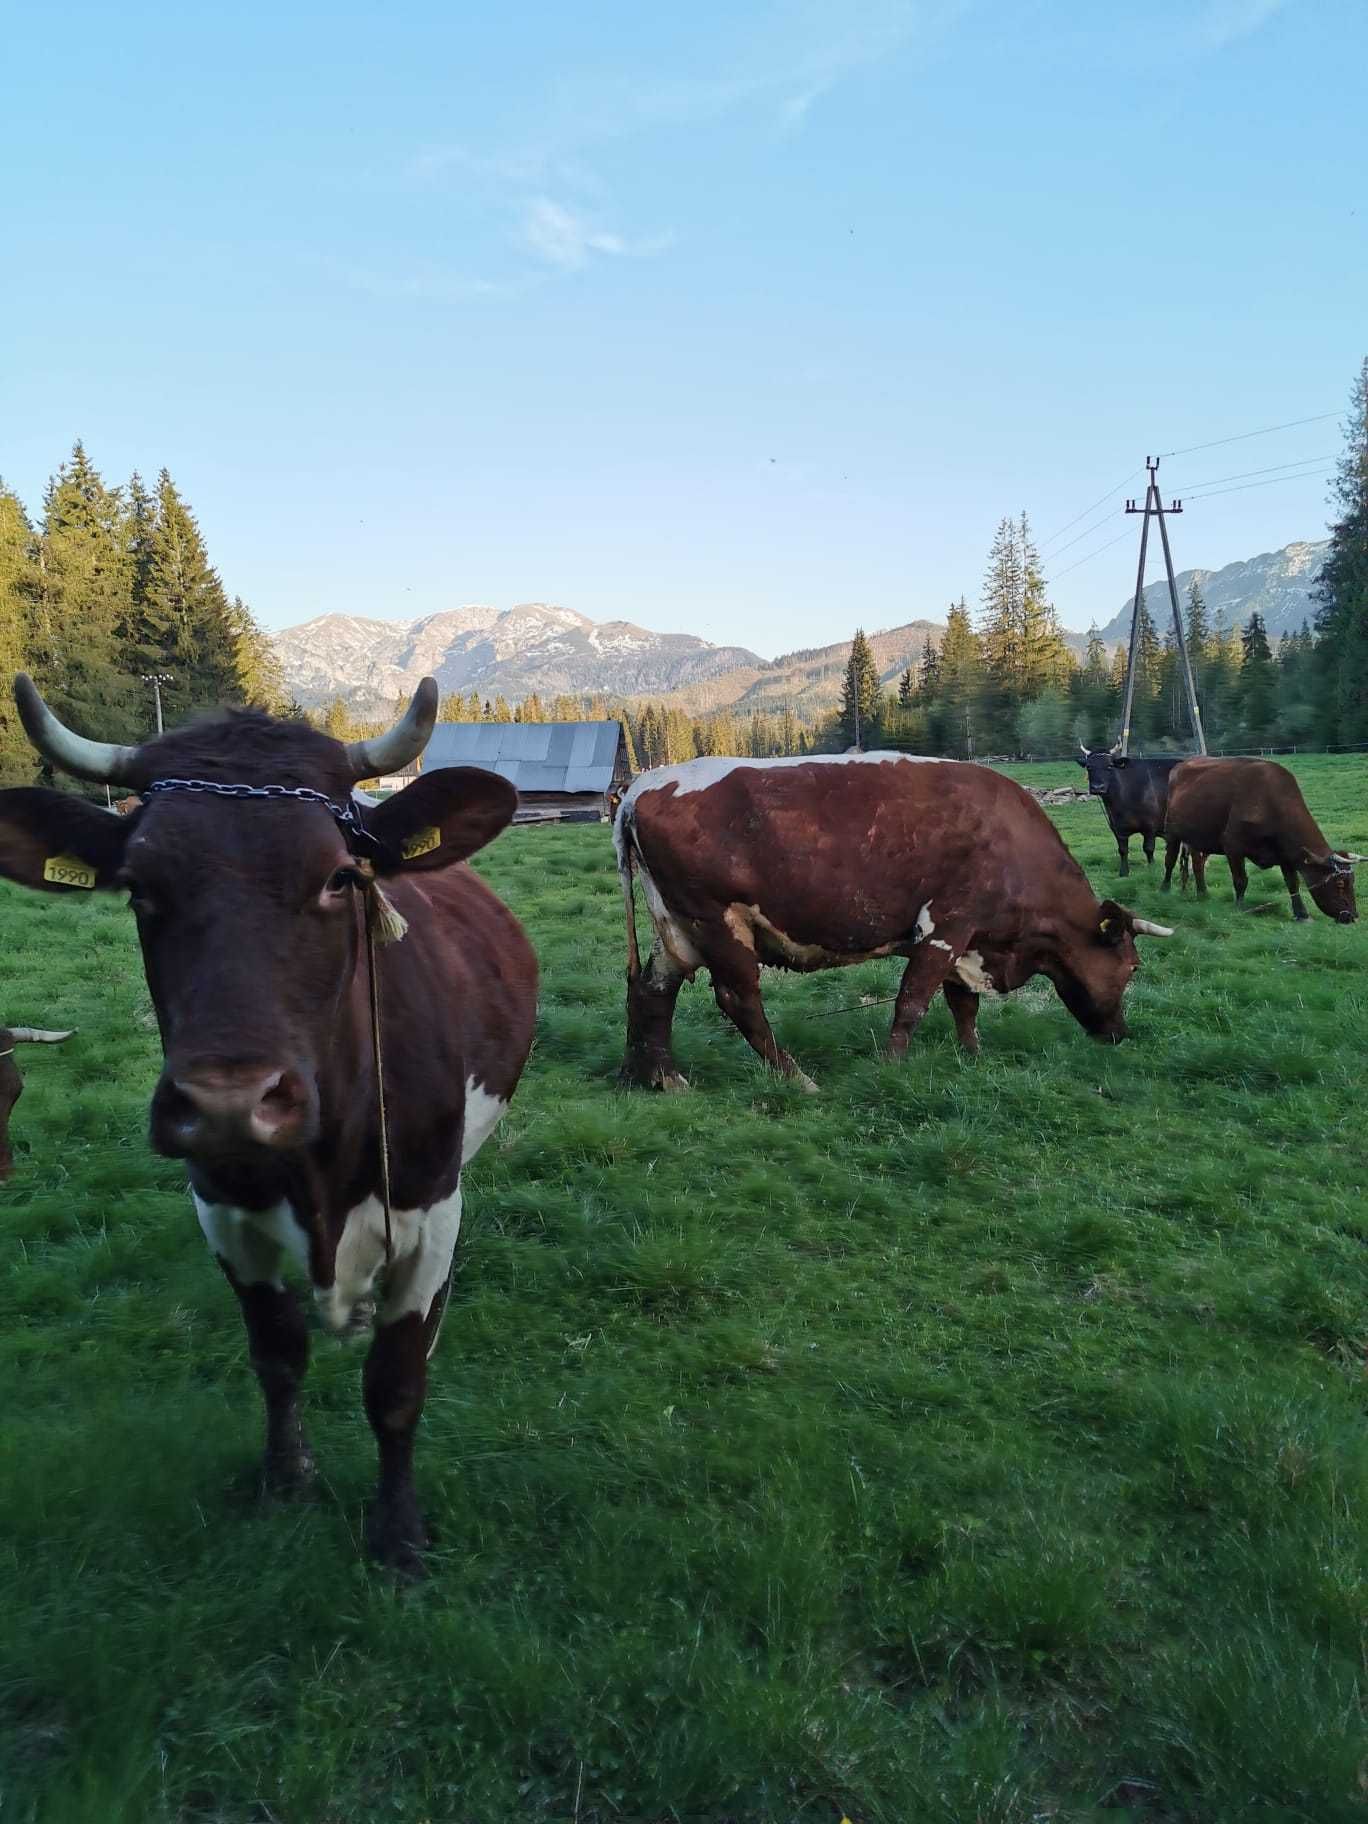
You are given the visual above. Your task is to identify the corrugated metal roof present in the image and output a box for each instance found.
[424,721,624,794]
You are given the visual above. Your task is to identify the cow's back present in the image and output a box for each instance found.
[1167,757,1323,862]
[621,754,1077,949]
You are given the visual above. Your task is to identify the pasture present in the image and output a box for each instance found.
[2,754,1367,1824]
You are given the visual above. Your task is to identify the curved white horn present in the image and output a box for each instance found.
[342,678,439,782]
[1341,852,1367,865]
[1109,739,1123,757]
[1078,741,1090,756]
[7,1028,76,1043]
[1131,917,1173,938]
[14,676,143,787]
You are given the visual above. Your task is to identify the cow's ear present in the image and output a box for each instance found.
[1111,755,1130,769]
[1096,898,1131,947]
[364,767,518,872]
[0,788,133,894]
[1073,754,1088,768]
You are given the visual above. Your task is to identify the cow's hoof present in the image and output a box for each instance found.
[366,1502,430,1578]
[790,1070,819,1095]
[1160,881,1171,893]
[233,1445,317,1503]
[620,1064,689,1092]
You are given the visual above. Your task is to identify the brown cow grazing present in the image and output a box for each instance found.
[614,753,1173,1090]
[1161,757,1361,922]
[0,1026,74,1179]
[0,675,537,1573]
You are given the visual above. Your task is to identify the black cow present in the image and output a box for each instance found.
[1075,747,1185,876]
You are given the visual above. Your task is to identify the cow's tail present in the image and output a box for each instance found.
[613,801,642,982]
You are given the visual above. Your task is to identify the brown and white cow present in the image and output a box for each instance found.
[0,1025,74,1180]
[1160,756,1361,922]
[615,753,1173,1090]
[0,676,537,1572]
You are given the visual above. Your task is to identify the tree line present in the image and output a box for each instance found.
[0,442,286,786]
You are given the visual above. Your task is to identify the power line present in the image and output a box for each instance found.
[1182,465,1332,503]
[1051,526,1132,579]
[1176,452,1334,491]
[1159,411,1339,460]
[1039,469,1143,552]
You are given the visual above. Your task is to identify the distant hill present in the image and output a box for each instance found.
[1093,540,1328,646]
[272,537,1329,719]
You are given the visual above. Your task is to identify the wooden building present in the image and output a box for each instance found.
[422,720,633,822]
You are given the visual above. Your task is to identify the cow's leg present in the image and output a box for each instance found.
[1116,833,1130,877]
[888,937,969,1059]
[1161,838,1179,892]
[941,979,981,1056]
[1143,831,1156,866]
[707,947,815,1091]
[1229,855,1249,906]
[1281,863,1310,921]
[1191,851,1209,897]
[363,1185,462,1575]
[620,949,689,1091]
[195,1197,314,1495]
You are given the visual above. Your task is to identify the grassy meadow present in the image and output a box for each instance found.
[2,753,1367,1823]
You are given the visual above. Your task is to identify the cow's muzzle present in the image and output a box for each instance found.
[151,1061,318,1156]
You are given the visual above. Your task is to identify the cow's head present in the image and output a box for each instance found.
[0,1026,73,1180]
[1302,850,1361,924]
[1045,899,1172,1041]
[1075,743,1128,797]
[0,677,516,1172]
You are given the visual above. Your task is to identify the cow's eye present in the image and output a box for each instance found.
[119,875,155,917]
[326,867,360,895]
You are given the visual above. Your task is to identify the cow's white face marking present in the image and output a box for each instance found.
[619,750,945,807]
[461,1075,507,1165]
[954,950,998,995]
[194,1194,309,1291]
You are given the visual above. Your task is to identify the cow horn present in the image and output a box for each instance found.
[342,678,439,782]
[1078,741,1089,757]
[1109,739,1123,757]
[7,1028,75,1043]
[13,676,143,787]
[1130,917,1173,938]
[1340,851,1366,866]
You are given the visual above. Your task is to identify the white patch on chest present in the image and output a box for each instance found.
[194,1194,310,1291]
[953,950,999,995]
[619,749,947,806]
[915,901,935,940]
[318,1183,465,1337]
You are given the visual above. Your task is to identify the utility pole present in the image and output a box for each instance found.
[141,673,173,735]
[1117,458,1206,757]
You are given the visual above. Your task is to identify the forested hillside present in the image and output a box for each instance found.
[0,444,285,787]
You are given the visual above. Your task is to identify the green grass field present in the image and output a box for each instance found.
[2,755,1367,1823]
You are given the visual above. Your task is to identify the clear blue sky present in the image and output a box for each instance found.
[2,0,1364,651]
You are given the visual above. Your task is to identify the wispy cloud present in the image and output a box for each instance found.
[519,199,672,271]
[1193,0,1287,50]
[329,259,523,303]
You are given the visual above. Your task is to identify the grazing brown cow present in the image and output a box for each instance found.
[615,754,1173,1090]
[0,1026,74,1179]
[0,675,537,1573]
[1160,757,1361,922]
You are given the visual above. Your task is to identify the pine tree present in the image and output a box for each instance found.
[0,483,38,784]
[1073,624,1116,745]
[32,442,142,764]
[839,628,880,748]
[1314,357,1368,742]
[979,516,1025,745]
[138,471,241,721]
[1239,611,1277,744]
[918,635,941,703]
[932,598,982,756]
[1018,513,1073,694]
[897,666,914,709]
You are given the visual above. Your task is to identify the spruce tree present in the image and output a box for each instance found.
[0,484,38,783]
[898,666,914,709]
[1314,357,1368,742]
[932,598,982,756]
[1073,625,1116,745]
[1018,512,1073,694]
[1239,612,1277,744]
[919,634,941,703]
[140,471,241,721]
[979,516,1025,746]
[839,628,880,747]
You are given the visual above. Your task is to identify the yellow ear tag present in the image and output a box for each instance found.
[401,826,441,860]
[43,854,97,890]
[1099,916,1112,932]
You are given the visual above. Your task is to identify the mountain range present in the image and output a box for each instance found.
[272,538,1328,720]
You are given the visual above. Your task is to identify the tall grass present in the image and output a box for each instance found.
[2,754,1366,1822]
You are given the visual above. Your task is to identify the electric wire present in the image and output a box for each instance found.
[1159,412,1339,459]
[1174,453,1334,492]
[1182,466,1333,503]
[1051,526,1132,580]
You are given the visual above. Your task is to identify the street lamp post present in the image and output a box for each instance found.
[141,673,173,735]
